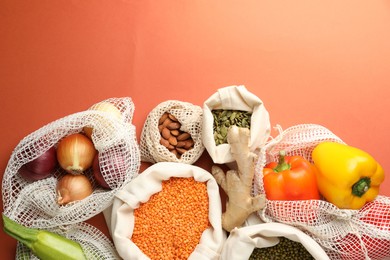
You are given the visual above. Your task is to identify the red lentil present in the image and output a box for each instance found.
[131,177,210,260]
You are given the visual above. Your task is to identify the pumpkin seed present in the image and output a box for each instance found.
[211,109,251,145]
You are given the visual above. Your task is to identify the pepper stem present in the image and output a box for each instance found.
[273,150,291,173]
[352,177,371,197]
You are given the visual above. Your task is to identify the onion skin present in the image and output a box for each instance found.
[19,146,57,182]
[56,173,93,205]
[57,133,97,174]
[92,152,126,189]
[83,102,123,139]
[92,154,110,189]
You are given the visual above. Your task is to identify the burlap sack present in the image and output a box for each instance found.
[220,222,330,260]
[254,124,390,260]
[140,100,204,164]
[202,85,271,164]
[2,97,140,259]
[107,162,227,260]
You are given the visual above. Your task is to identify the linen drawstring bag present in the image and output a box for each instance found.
[202,85,271,164]
[220,222,330,260]
[106,162,227,260]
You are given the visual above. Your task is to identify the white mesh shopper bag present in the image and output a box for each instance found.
[2,97,140,259]
[254,124,390,260]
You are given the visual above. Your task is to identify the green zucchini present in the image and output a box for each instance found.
[3,215,87,260]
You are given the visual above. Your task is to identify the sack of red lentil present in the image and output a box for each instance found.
[2,97,140,258]
[220,222,329,260]
[253,124,390,260]
[107,162,227,260]
[202,85,271,164]
[140,100,204,164]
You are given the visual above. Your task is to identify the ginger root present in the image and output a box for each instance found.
[212,125,266,232]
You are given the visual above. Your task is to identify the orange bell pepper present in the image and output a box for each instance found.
[263,151,320,201]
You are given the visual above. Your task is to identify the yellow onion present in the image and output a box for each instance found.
[57,133,97,174]
[56,173,93,205]
[83,102,123,139]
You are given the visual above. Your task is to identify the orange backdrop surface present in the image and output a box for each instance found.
[1,1,390,258]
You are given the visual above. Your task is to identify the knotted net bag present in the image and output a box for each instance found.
[2,97,140,259]
[253,124,390,260]
[140,100,204,164]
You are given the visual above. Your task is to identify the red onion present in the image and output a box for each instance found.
[19,146,57,182]
[92,152,126,189]
[92,153,110,189]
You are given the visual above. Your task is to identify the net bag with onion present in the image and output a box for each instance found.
[139,100,204,164]
[1,97,140,259]
[253,124,390,260]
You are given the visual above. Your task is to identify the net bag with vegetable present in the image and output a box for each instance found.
[140,100,204,164]
[253,123,389,260]
[106,162,227,260]
[2,97,140,259]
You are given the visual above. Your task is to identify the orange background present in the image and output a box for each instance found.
[1,1,389,258]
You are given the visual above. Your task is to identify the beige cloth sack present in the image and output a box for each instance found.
[106,162,227,260]
[202,85,271,164]
[220,222,330,260]
[140,100,204,164]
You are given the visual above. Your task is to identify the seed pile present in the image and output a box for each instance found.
[158,112,194,158]
[249,237,315,260]
[132,177,210,260]
[212,109,251,145]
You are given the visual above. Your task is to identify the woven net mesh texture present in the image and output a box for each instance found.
[140,100,204,164]
[253,124,390,260]
[2,97,140,259]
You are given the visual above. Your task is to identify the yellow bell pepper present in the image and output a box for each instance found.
[312,142,385,210]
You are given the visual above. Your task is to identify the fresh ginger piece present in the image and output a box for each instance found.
[212,125,266,232]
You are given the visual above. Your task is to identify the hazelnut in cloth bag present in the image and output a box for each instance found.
[106,162,227,260]
[202,85,271,164]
